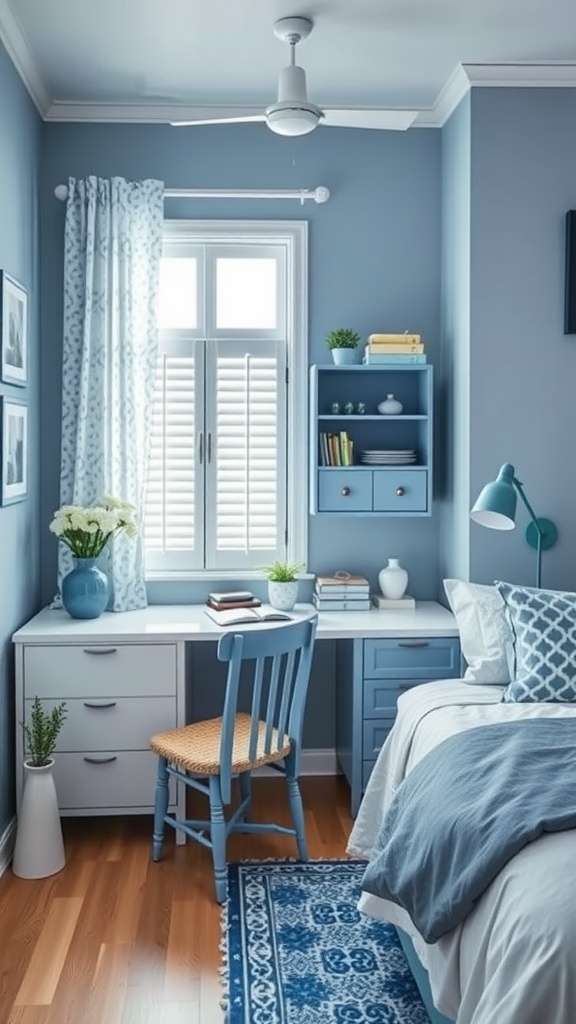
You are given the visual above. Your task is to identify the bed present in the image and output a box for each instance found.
[347,579,576,1024]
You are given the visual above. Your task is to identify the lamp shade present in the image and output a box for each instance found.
[470,463,517,530]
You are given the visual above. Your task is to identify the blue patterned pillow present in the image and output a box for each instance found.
[495,582,576,703]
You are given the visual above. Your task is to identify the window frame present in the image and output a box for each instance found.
[145,219,309,582]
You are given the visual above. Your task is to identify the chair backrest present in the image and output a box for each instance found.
[216,615,318,801]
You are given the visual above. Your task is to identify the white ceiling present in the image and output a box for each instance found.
[2,0,576,127]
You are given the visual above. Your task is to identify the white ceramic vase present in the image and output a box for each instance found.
[12,760,65,879]
[378,394,403,415]
[378,558,409,599]
[268,580,299,611]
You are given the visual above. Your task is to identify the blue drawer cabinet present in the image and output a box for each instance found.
[336,634,461,816]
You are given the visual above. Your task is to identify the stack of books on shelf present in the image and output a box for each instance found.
[363,333,426,365]
[206,589,261,611]
[313,574,371,611]
[319,431,353,466]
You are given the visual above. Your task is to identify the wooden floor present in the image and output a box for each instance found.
[0,776,354,1024]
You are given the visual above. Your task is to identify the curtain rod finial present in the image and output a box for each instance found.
[54,184,69,201]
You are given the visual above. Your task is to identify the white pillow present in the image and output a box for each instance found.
[443,579,512,684]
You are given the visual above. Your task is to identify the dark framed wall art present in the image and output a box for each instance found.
[1,397,28,504]
[564,210,576,335]
[1,271,28,385]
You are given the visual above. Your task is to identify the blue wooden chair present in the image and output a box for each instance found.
[149,615,318,902]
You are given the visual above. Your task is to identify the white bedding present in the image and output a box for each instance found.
[347,679,576,1024]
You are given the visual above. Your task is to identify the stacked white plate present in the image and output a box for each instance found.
[360,449,417,465]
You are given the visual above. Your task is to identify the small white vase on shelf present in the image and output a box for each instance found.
[378,558,409,599]
[378,394,403,415]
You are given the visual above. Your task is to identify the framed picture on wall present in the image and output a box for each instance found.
[1,271,28,385]
[1,397,28,504]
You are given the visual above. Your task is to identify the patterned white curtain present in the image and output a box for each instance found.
[55,176,164,610]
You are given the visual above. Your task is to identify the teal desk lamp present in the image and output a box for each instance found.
[470,463,557,588]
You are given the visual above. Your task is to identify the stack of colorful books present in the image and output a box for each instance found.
[313,574,371,612]
[363,333,426,365]
[206,589,261,611]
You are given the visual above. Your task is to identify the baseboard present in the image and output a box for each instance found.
[0,817,16,878]
[256,748,339,777]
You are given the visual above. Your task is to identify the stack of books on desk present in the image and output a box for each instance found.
[206,589,261,611]
[364,333,426,365]
[313,574,371,611]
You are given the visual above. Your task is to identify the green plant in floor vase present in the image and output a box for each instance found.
[13,697,68,879]
[22,696,67,766]
[263,561,304,611]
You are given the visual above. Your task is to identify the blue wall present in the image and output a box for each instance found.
[452,88,576,589]
[39,122,443,606]
[0,45,41,833]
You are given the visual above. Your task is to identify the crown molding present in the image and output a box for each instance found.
[414,61,576,127]
[0,0,50,114]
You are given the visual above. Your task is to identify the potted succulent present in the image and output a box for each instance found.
[325,327,361,365]
[263,560,304,611]
[13,697,68,879]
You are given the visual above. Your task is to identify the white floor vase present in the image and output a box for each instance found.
[12,760,65,879]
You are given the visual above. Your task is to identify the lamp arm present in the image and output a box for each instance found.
[513,477,544,587]
[512,478,545,537]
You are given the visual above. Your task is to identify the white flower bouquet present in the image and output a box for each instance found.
[49,496,138,559]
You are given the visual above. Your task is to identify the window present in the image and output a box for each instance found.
[144,220,308,577]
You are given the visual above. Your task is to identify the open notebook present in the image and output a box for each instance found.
[204,604,292,626]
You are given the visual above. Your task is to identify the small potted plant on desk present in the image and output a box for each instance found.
[12,697,68,879]
[264,561,304,611]
[325,327,361,365]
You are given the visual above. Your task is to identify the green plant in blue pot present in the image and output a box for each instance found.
[325,327,361,365]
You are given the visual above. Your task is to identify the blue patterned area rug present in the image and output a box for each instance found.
[223,859,430,1024]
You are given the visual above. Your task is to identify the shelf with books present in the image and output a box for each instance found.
[309,364,433,516]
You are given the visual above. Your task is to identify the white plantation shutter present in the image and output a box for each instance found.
[144,341,204,571]
[206,341,286,570]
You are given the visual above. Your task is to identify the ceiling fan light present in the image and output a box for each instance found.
[266,104,322,136]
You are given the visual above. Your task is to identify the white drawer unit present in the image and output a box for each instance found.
[15,637,185,818]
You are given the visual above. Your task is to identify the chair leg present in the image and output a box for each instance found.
[285,760,308,861]
[238,771,252,820]
[152,756,170,861]
[208,775,228,903]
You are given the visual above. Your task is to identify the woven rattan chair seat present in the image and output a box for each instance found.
[150,712,291,775]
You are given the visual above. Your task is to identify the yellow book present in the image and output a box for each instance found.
[367,342,424,354]
[369,333,421,345]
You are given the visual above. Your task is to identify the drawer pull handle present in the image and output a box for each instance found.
[83,756,118,765]
[398,641,429,648]
[83,701,117,709]
[341,487,351,496]
[83,648,118,655]
[396,487,405,497]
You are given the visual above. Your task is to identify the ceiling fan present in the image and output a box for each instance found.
[171,16,417,136]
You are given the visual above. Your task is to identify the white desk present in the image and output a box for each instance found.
[13,602,459,818]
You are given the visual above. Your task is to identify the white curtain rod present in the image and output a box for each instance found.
[54,184,330,205]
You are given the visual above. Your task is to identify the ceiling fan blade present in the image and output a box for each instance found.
[171,111,266,127]
[321,109,419,130]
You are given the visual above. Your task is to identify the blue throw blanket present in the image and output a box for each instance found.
[361,718,576,942]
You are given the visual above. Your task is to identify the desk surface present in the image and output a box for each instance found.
[13,602,458,644]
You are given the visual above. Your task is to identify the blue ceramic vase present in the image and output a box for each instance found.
[62,557,108,619]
